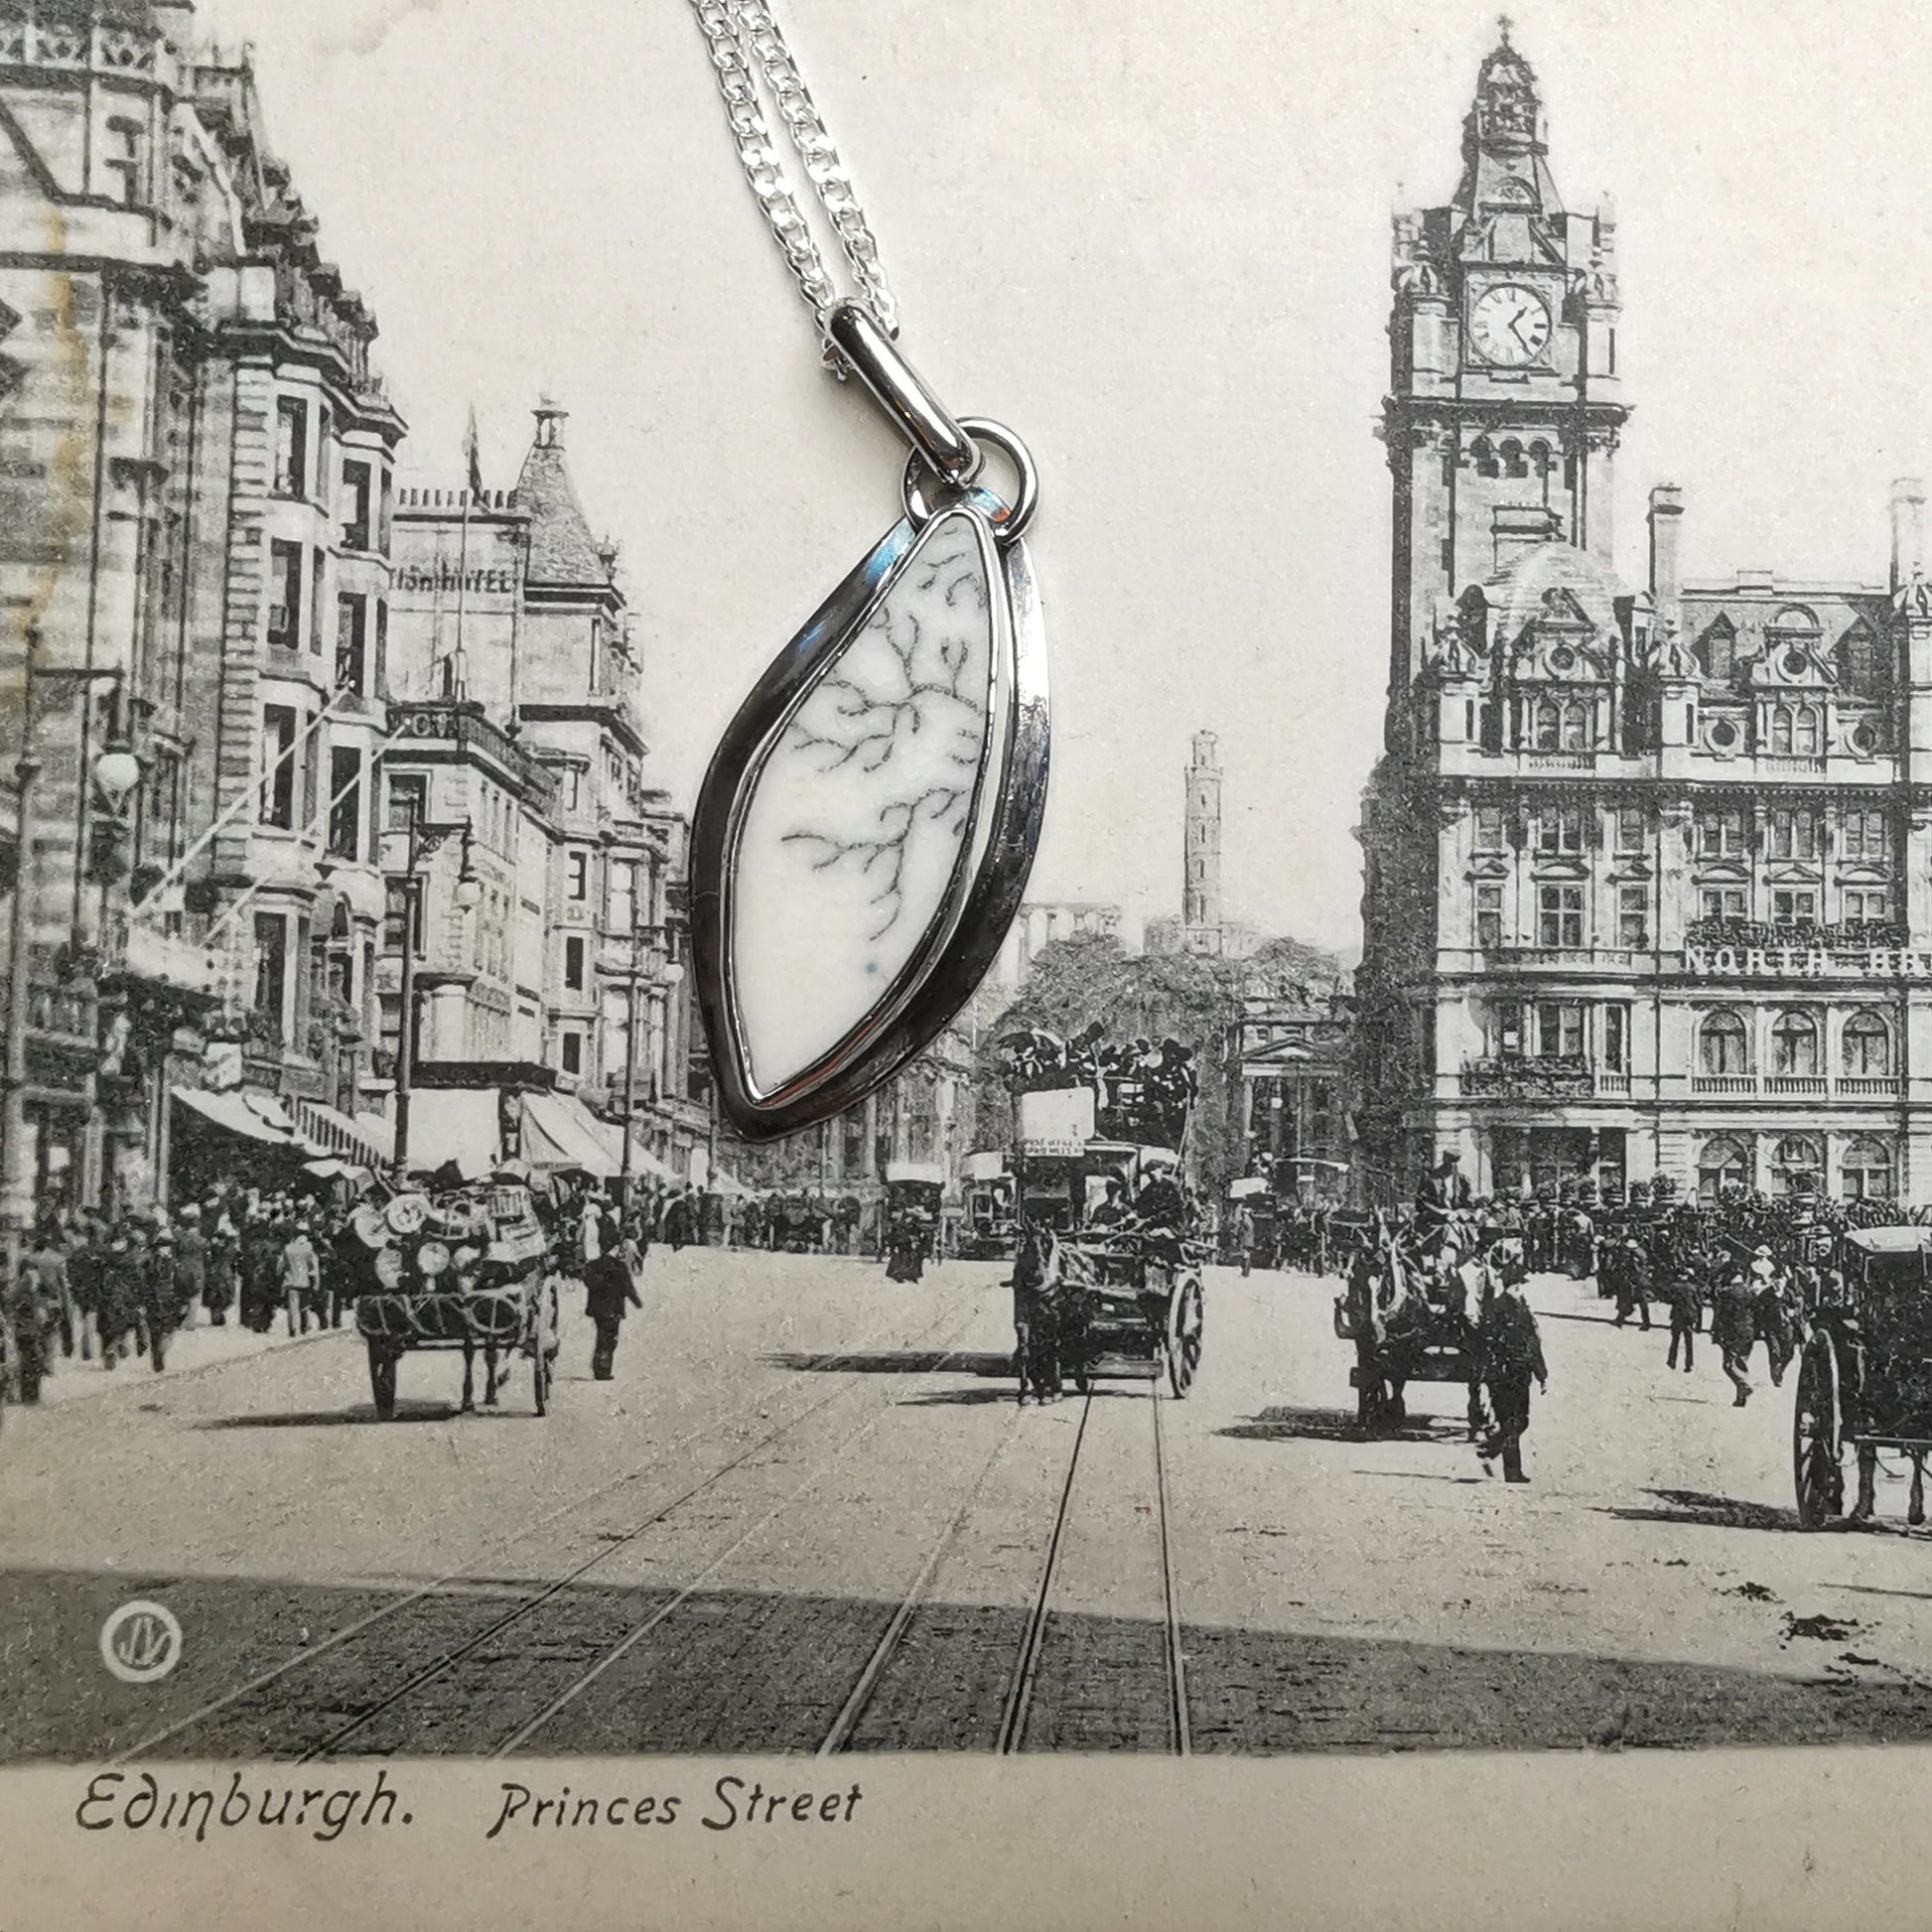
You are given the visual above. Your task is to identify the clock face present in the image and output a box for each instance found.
[1469,283,1552,366]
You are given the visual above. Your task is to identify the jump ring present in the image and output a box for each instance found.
[902,418,1038,544]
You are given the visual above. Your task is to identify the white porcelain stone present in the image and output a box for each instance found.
[732,509,996,1095]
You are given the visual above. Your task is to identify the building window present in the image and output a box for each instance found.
[1771,1010,1820,1076]
[1697,620,1736,682]
[1698,1134,1749,1200]
[1474,882,1503,949]
[1699,1010,1750,1075]
[1533,1001,1585,1060]
[1473,805,1506,852]
[1845,888,1890,925]
[1768,704,1821,757]
[567,850,589,900]
[1536,804,1585,855]
[1841,808,1888,865]
[1767,806,1818,860]
[336,594,367,694]
[1616,884,1648,948]
[1696,807,1745,859]
[252,912,289,1036]
[328,748,362,862]
[1615,805,1644,854]
[564,935,587,992]
[1602,1004,1629,1073]
[1530,698,1594,752]
[1773,1133,1824,1196]
[1537,884,1584,948]
[560,1031,584,1076]
[260,705,299,828]
[1843,1136,1895,1200]
[1700,888,1745,922]
[1771,889,1818,925]
[1843,1011,1892,1077]
[565,768,583,812]
[311,551,326,653]
[267,540,303,651]
[609,860,637,935]
[102,119,144,205]
[386,772,425,835]
[274,399,308,498]
[341,459,372,551]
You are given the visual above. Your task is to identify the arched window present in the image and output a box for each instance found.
[1561,699,1592,751]
[1532,696,1561,751]
[1843,1136,1896,1201]
[1767,703,1821,756]
[1698,1135,1750,1201]
[1500,438,1529,479]
[1843,1011,1892,1077]
[1772,1134,1824,1196]
[1699,1010,1750,1075]
[1771,1010,1820,1076]
[1528,440,1554,503]
[1470,435,1499,479]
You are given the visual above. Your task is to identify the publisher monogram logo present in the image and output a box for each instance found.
[99,1601,183,1685]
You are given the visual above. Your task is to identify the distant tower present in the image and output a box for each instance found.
[1182,730,1223,952]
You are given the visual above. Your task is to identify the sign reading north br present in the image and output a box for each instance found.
[1685,944,1932,980]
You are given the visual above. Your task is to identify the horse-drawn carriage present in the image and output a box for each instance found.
[1794,1225,1932,1528]
[1333,1213,1493,1430]
[999,1030,1206,1402]
[351,1177,560,1419]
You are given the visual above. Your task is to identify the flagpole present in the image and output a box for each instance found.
[452,488,470,698]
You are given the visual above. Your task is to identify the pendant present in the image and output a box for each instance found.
[691,422,1047,1142]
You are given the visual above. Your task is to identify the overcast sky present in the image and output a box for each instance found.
[193,0,1932,957]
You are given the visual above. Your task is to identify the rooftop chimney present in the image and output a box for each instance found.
[1647,483,1684,612]
[1892,477,1926,592]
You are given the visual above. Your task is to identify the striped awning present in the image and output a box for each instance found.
[289,1097,391,1169]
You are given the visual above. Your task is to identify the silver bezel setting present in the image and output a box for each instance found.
[691,487,1048,1141]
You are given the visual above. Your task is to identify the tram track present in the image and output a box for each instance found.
[118,1292,982,1765]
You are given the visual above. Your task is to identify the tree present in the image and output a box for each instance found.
[975,931,1342,1198]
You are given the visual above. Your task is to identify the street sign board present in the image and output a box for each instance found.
[1017,1087,1095,1157]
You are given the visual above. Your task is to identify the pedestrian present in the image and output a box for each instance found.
[1234,1202,1256,1279]
[1611,1237,1652,1330]
[135,1220,179,1373]
[281,1219,321,1336]
[1664,1267,1699,1372]
[95,1228,143,1369]
[1476,1276,1549,1483]
[240,1204,282,1333]
[204,1209,238,1326]
[584,1240,642,1380]
[65,1214,100,1363]
[4,1249,55,1404]
[173,1203,207,1332]
[1750,1246,1792,1388]
[1711,1268,1757,1407]
[24,1224,71,1369]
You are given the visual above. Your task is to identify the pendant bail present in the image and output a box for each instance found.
[824,297,982,485]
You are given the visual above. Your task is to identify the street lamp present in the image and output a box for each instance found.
[2,645,133,1294]
[390,813,478,1176]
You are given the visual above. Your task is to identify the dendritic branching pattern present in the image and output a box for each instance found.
[779,519,992,942]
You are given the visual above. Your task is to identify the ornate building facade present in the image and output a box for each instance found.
[1357,31,1932,1205]
[0,3,401,1213]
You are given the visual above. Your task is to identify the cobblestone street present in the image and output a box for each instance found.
[7,1248,1932,1760]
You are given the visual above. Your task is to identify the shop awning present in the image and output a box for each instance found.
[290,1098,391,1169]
[173,1087,304,1147]
[520,1091,620,1178]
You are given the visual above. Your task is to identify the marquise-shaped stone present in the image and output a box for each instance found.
[730,507,998,1095]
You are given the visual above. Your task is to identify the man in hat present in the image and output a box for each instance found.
[1418,1150,1472,1246]
[1711,1267,1758,1406]
[172,1203,207,1332]
[584,1234,642,1380]
[1749,1245,1793,1388]
[1611,1236,1653,1330]
[1476,1274,1549,1482]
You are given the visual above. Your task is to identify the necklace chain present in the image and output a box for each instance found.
[688,0,898,362]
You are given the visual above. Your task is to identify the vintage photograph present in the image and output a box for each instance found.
[7,0,1932,1832]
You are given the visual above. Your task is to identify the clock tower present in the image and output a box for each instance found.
[1383,26,1628,740]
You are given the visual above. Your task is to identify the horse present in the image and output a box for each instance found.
[1011,1224,1080,1404]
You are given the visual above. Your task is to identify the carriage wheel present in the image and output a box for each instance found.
[367,1340,397,1422]
[1166,1276,1204,1399]
[1793,1332,1842,1531]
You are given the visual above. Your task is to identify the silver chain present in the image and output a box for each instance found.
[687,0,898,371]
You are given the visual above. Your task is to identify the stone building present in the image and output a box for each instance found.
[0,3,400,1213]
[387,406,702,1178]
[1356,29,1932,1206]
